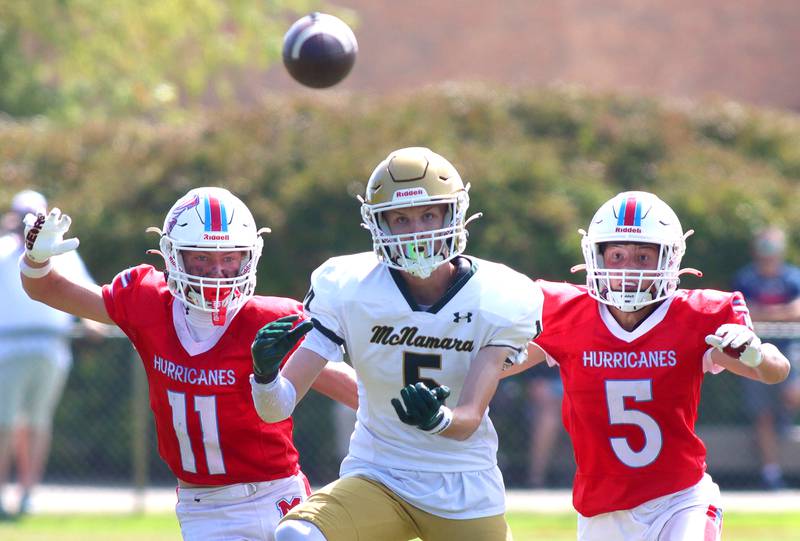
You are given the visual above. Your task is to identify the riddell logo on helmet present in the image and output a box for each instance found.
[615,226,642,233]
[393,188,427,200]
[203,233,230,241]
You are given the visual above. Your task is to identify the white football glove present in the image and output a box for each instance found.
[23,208,80,263]
[705,323,762,368]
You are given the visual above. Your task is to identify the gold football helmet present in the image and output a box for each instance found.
[360,147,478,278]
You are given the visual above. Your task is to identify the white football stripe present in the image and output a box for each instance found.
[290,15,358,59]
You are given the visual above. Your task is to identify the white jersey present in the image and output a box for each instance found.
[0,233,95,368]
[301,252,543,473]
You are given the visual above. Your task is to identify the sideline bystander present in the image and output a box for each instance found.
[0,190,98,518]
[732,226,800,489]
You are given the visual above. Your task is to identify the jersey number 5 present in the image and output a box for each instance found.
[167,391,226,475]
[605,380,663,468]
[403,352,442,389]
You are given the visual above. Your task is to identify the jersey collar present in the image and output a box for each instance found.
[389,256,477,313]
[598,295,675,343]
[172,301,239,356]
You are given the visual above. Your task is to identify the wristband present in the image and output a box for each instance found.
[19,254,53,279]
[739,346,763,368]
[427,406,454,435]
[250,373,297,423]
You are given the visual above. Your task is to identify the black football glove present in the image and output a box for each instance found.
[391,382,451,432]
[251,315,314,384]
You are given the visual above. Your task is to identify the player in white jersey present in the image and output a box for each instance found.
[249,147,543,541]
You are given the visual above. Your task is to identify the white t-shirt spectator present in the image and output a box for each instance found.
[0,233,95,369]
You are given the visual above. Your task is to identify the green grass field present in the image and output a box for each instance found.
[1,511,798,541]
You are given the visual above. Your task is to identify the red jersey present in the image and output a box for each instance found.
[534,280,751,516]
[102,264,303,485]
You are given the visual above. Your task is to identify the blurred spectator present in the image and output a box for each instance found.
[0,190,100,518]
[732,226,800,490]
[523,363,566,487]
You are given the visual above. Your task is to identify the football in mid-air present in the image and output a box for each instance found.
[282,12,358,89]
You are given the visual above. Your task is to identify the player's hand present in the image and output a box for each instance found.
[23,208,80,263]
[391,382,451,432]
[705,323,763,368]
[251,315,314,384]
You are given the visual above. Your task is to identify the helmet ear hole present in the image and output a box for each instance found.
[375,211,392,236]
[442,204,454,229]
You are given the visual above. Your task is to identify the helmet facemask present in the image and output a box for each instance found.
[151,188,268,325]
[576,191,698,313]
[581,237,684,312]
[160,236,263,319]
[361,191,470,279]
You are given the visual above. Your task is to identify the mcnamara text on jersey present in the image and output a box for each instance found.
[370,325,475,352]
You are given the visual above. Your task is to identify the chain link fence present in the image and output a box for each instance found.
[41,323,800,498]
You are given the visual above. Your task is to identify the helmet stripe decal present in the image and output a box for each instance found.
[204,196,228,232]
[219,200,228,232]
[617,197,642,227]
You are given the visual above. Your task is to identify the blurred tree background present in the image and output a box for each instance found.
[0,0,346,119]
[1,1,799,490]
[2,89,798,295]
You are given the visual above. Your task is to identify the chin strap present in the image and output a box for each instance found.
[184,289,233,326]
[605,290,655,312]
[185,302,231,328]
[211,307,227,326]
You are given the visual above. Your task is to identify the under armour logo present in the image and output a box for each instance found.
[453,312,473,323]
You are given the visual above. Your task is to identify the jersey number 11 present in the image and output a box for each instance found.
[167,390,226,475]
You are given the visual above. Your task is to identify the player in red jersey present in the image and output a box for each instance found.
[19,187,358,541]
[518,191,790,541]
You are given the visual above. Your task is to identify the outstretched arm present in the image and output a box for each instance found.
[20,209,113,324]
[23,264,111,324]
[708,343,790,384]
